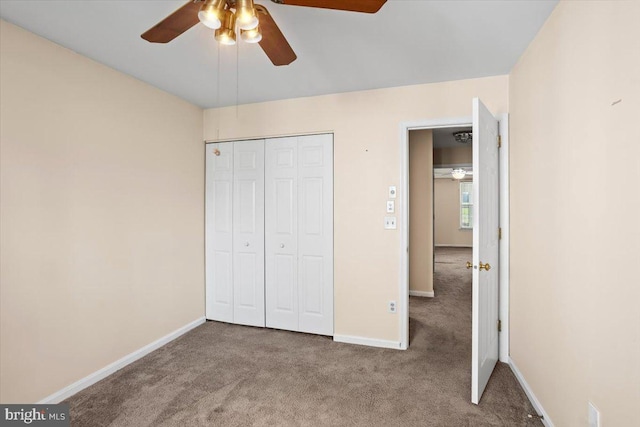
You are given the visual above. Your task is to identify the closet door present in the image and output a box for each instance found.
[233,140,265,327]
[265,138,299,330]
[205,142,234,322]
[265,134,334,336]
[298,134,333,336]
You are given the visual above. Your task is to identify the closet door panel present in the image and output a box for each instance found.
[265,138,299,330]
[298,134,334,336]
[301,255,324,314]
[233,140,265,327]
[205,143,234,322]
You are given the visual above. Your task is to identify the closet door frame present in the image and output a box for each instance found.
[206,133,334,336]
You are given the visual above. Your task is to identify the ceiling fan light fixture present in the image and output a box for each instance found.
[453,131,472,144]
[215,30,236,45]
[215,10,237,45]
[240,26,262,43]
[236,0,259,30]
[198,0,226,29]
[451,169,467,180]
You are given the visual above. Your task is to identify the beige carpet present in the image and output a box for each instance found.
[65,247,541,426]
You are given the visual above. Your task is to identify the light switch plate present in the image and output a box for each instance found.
[386,200,395,213]
[384,216,397,229]
[388,186,397,199]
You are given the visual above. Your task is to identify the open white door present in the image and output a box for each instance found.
[471,98,500,404]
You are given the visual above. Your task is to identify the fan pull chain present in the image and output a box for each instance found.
[216,41,221,139]
[236,39,239,119]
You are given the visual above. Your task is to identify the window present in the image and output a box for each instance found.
[460,181,473,229]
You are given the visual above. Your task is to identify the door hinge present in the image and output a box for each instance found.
[498,320,502,332]
[499,227,502,240]
[497,135,502,148]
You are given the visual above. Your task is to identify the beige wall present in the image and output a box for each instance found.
[203,75,508,341]
[0,21,205,403]
[434,179,472,247]
[509,1,640,426]
[433,147,472,166]
[409,130,433,293]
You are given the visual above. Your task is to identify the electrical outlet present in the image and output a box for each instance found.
[388,300,397,313]
[588,402,600,427]
[384,216,397,229]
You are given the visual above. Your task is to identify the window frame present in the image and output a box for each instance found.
[459,180,473,229]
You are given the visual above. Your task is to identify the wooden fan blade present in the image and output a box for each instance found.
[256,5,297,66]
[141,1,203,43]
[272,0,386,14]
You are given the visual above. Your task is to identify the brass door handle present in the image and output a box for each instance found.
[479,262,491,271]
[466,261,473,269]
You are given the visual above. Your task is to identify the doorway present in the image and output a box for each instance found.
[399,104,510,404]
[406,126,473,298]
[407,124,474,365]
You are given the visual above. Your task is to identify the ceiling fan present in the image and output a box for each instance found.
[141,0,387,66]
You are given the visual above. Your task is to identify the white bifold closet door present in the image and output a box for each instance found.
[265,134,333,336]
[233,140,265,327]
[205,142,234,323]
[206,140,265,327]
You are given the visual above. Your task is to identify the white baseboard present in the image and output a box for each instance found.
[38,317,206,404]
[509,357,554,427]
[333,334,403,350]
[435,244,472,248]
[409,290,434,298]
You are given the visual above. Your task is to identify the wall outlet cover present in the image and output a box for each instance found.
[388,300,397,313]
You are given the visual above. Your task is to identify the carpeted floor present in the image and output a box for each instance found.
[65,247,541,426]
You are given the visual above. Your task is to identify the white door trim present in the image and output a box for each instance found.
[398,115,509,358]
[399,117,472,350]
[498,113,510,363]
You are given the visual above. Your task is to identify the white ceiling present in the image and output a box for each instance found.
[0,0,557,108]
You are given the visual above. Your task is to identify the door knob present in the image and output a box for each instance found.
[245,242,250,247]
[280,244,285,248]
[466,261,473,269]
[479,262,491,271]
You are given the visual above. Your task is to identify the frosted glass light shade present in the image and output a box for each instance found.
[215,31,236,45]
[237,14,258,30]
[241,27,262,43]
[451,169,467,179]
[236,0,259,30]
[198,0,225,29]
[215,10,236,45]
